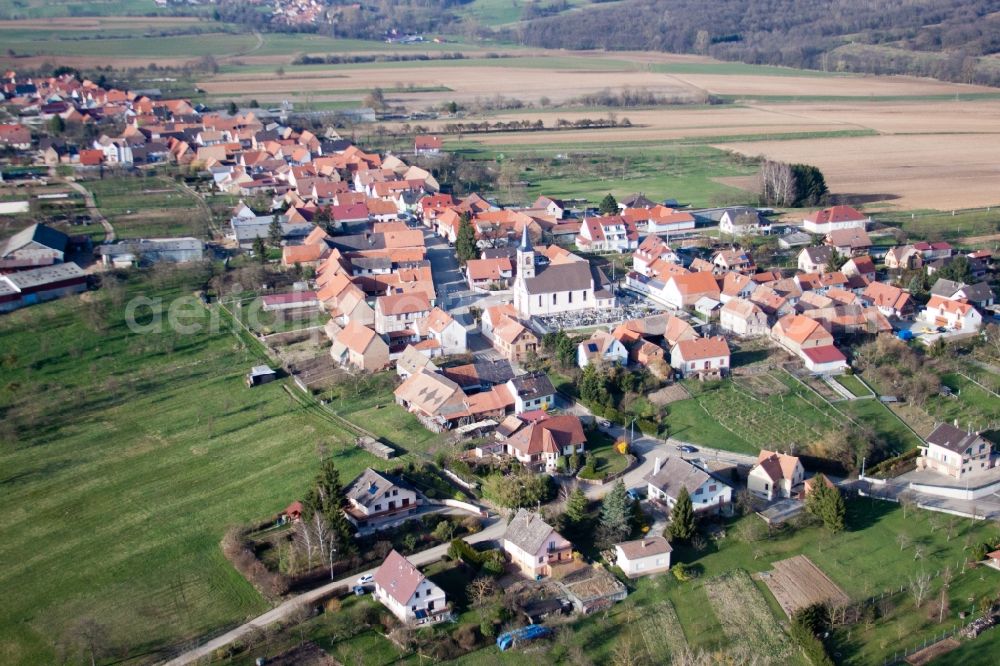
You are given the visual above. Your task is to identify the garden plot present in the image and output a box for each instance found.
[648,383,690,406]
[704,570,794,664]
[634,600,688,661]
[734,373,790,397]
[760,555,850,618]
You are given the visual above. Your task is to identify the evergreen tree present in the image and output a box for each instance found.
[564,487,588,527]
[805,475,846,533]
[598,193,619,215]
[252,236,267,264]
[791,164,829,207]
[824,249,842,274]
[228,101,239,116]
[932,255,972,285]
[598,480,631,545]
[668,487,696,542]
[455,212,477,265]
[303,459,355,556]
[268,214,283,248]
[48,114,65,135]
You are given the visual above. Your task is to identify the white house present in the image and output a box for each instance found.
[798,246,836,273]
[414,307,467,355]
[632,234,678,276]
[576,215,637,253]
[916,422,993,479]
[503,415,586,471]
[644,457,732,515]
[343,468,419,528]
[719,207,771,237]
[614,536,672,578]
[748,450,805,501]
[670,336,730,379]
[802,205,870,234]
[577,330,629,368]
[919,295,983,332]
[505,372,556,414]
[373,550,449,625]
[503,509,573,578]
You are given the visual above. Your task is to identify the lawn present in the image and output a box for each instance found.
[87,174,208,239]
[0,266,378,664]
[3,31,257,58]
[582,428,631,479]
[836,374,872,398]
[879,208,1000,244]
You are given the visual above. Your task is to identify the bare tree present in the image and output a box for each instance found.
[757,159,797,206]
[64,617,110,666]
[909,571,932,608]
[896,533,913,551]
[467,577,497,607]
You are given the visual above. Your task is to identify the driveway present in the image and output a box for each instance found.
[162,516,506,666]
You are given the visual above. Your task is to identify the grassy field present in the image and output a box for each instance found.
[0,0,171,19]
[836,374,872,398]
[878,208,1000,244]
[87,175,208,239]
[0,266,379,664]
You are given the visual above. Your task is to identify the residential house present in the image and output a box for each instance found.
[632,235,678,276]
[778,232,812,249]
[720,298,770,337]
[719,207,771,237]
[413,135,442,155]
[771,314,848,374]
[577,330,629,368]
[344,468,420,527]
[502,508,573,578]
[658,271,722,309]
[614,537,672,578]
[802,205,870,234]
[712,249,754,274]
[396,344,437,380]
[644,456,732,515]
[374,291,432,336]
[492,315,540,362]
[719,271,755,304]
[798,246,836,273]
[862,281,914,320]
[670,336,730,379]
[466,257,513,289]
[918,295,983,332]
[576,215,638,253]
[394,369,469,430]
[505,372,556,414]
[930,279,995,310]
[914,241,953,261]
[413,307,467,355]
[373,550,448,625]
[0,123,31,150]
[841,255,876,282]
[330,321,390,372]
[826,228,872,257]
[533,196,568,219]
[748,450,805,501]
[885,245,922,271]
[917,422,993,479]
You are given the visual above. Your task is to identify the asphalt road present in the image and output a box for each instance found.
[161,517,506,666]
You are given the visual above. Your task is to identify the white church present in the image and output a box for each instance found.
[512,226,616,318]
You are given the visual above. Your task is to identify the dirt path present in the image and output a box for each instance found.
[61,177,115,242]
[160,517,505,666]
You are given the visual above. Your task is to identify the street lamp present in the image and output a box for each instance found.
[629,417,638,444]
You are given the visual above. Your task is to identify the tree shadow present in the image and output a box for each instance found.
[846,496,897,532]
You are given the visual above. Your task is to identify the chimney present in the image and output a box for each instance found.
[653,457,662,476]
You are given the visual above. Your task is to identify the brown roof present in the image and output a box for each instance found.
[377,291,431,316]
[374,550,426,606]
[756,450,801,482]
[523,260,601,295]
[674,336,729,361]
[336,320,379,354]
[773,314,830,345]
[805,205,867,224]
[506,415,585,457]
[616,536,672,560]
[670,271,721,298]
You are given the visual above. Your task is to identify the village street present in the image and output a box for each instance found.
[161,517,507,666]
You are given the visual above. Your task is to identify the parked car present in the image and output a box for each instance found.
[599,419,611,428]
[357,574,374,586]
[676,444,698,453]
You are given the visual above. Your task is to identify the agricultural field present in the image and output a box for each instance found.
[761,555,851,618]
[86,175,209,239]
[704,570,798,664]
[0,266,384,665]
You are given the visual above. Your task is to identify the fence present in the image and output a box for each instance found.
[883,611,988,666]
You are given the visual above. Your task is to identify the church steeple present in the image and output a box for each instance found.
[517,224,535,280]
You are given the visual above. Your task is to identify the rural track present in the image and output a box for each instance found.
[59,176,116,242]
[159,518,505,666]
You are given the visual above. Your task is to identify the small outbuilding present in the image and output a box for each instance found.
[247,365,277,387]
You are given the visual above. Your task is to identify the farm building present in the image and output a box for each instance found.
[0,262,86,313]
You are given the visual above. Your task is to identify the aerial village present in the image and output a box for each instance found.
[2,68,1000,663]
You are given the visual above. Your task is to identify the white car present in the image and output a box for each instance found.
[357,574,374,586]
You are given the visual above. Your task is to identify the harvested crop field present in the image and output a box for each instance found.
[760,555,851,618]
[715,132,1000,210]
[704,570,794,664]
[905,638,961,666]
[664,72,995,98]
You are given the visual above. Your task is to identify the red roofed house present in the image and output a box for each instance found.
[748,450,804,501]
[802,205,870,234]
[466,257,513,289]
[771,314,848,374]
[862,281,914,320]
[670,336,730,379]
[0,123,31,149]
[79,149,105,166]
[503,414,586,471]
[373,550,448,625]
[414,135,443,155]
[918,295,983,332]
[841,255,876,282]
[576,215,638,253]
[374,291,432,335]
[330,321,390,372]
[660,271,722,309]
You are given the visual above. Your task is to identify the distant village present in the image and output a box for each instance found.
[2,66,1000,656]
